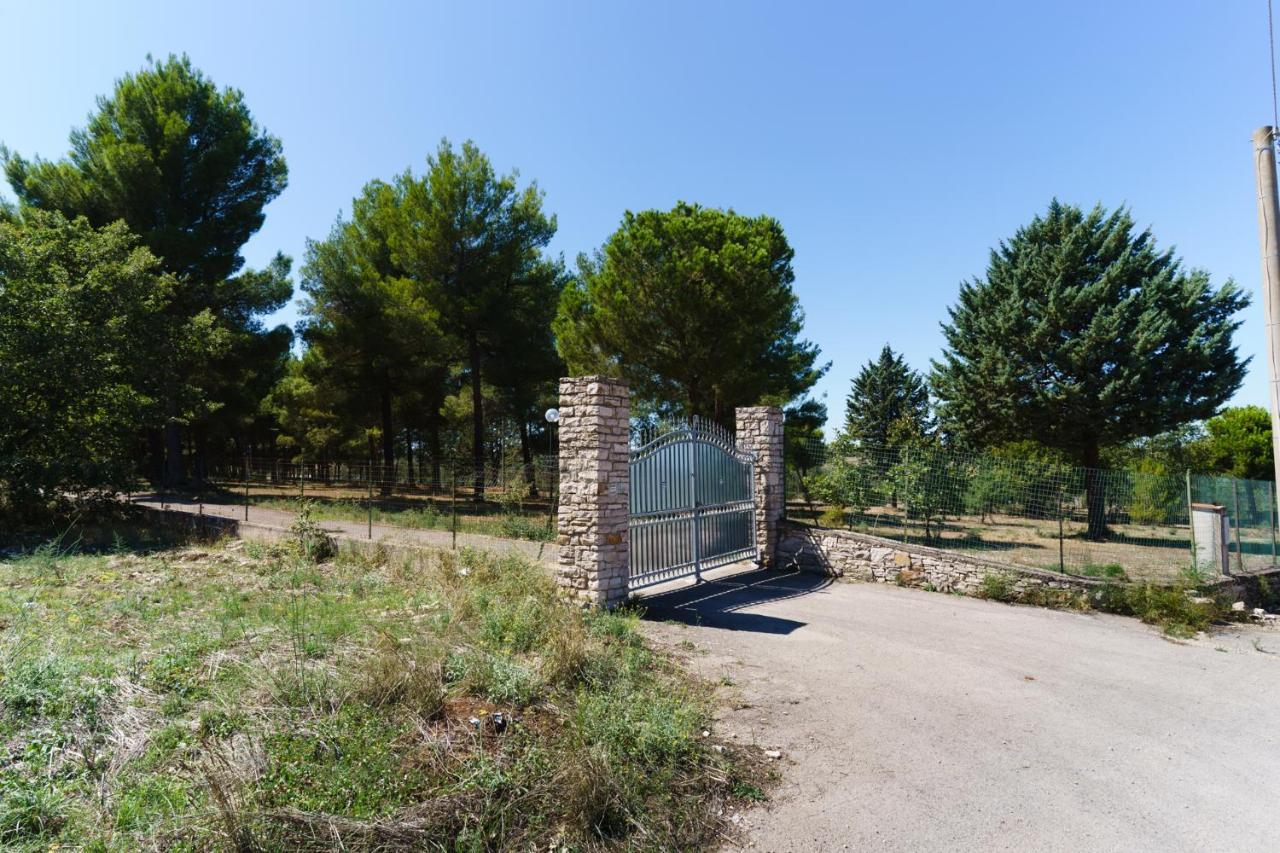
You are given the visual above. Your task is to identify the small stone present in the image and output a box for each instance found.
[765,749,782,759]
[1232,601,1246,612]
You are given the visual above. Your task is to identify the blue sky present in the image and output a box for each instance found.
[0,1,1271,435]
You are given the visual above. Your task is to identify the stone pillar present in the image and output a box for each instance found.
[556,376,630,607]
[736,406,785,569]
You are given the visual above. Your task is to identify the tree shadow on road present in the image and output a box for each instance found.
[636,566,832,635]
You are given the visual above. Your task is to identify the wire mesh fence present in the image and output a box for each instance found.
[786,434,1278,583]
[144,454,562,545]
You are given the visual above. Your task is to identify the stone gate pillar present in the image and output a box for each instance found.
[736,406,785,569]
[556,376,630,607]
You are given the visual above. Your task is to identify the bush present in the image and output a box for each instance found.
[1092,582,1224,637]
[977,573,1015,602]
[817,505,847,528]
[287,502,336,562]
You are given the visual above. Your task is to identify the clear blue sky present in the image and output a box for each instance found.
[1,1,1272,435]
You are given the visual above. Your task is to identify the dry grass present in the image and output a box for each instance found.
[0,534,764,850]
[791,502,1277,582]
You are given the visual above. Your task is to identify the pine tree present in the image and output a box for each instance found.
[931,201,1250,539]
[843,345,929,446]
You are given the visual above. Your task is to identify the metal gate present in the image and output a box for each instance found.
[628,417,757,588]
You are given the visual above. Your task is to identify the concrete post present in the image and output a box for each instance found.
[736,406,785,569]
[1252,126,1280,487]
[556,376,630,607]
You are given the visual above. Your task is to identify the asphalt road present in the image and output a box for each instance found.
[641,568,1280,853]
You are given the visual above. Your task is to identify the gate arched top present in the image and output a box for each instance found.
[630,415,757,465]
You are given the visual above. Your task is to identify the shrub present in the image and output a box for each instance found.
[287,503,336,562]
[977,573,1015,602]
[817,505,847,528]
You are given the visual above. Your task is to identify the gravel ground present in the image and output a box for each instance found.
[640,568,1280,853]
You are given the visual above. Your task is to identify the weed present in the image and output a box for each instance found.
[1079,563,1128,581]
[1092,582,1224,637]
[286,502,336,562]
[0,776,68,842]
[115,776,190,832]
[817,505,847,528]
[978,573,1015,602]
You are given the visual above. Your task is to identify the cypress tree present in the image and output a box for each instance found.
[843,345,930,446]
[931,201,1249,539]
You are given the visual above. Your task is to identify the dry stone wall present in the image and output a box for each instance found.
[778,522,1103,597]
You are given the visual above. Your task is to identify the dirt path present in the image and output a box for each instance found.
[130,494,558,565]
[640,568,1280,853]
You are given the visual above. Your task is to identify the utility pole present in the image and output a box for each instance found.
[1252,126,1280,485]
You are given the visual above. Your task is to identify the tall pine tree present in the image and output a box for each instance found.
[843,345,929,446]
[931,201,1249,539]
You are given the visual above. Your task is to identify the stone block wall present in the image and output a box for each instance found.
[556,376,630,607]
[778,522,1103,598]
[736,406,784,568]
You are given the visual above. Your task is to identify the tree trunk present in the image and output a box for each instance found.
[380,384,394,497]
[469,333,485,502]
[147,428,165,487]
[519,420,538,498]
[163,409,183,489]
[405,428,416,488]
[428,419,442,493]
[193,431,208,489]
[1083,443,1108,540]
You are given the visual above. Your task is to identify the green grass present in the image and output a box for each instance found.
[0,532,760,849]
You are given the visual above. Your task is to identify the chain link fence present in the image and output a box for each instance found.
[786,435,1278,583]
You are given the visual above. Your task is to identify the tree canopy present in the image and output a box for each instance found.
[554,202,826,424]
[3,54,291,484]
[931,200,1250,537]
[1202,405,1273,481]
[390,140,561,498]
[843,345,930,446]
[0,211,197,515]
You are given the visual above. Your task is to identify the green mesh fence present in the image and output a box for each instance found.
[785,435,1278,583]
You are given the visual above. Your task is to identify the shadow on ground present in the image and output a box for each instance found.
[636,566,832,635]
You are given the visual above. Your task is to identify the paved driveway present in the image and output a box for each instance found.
[640,568,1280,853]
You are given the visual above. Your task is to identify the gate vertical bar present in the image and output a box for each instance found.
[689,434,700,581]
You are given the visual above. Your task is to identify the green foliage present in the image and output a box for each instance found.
[1202,405,1273,480]
[844,345,930,446]
[977,573,1015,602]
[0,211,185,514]
[1092,582,1225,638]
[4,54,292,485]
[555,201,826,423]
[286,503,337,562]
[932,201,1250,536]
[1126,458,1183,525]
[887,432,963,540]
[817,505,848,528]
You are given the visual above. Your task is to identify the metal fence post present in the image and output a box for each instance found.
[1232,478,1244,573]
[367,470,373,540]
[1186,470,1197,573]
[1272,480,1278,566]
[451,463,458,550]
[901,448,911,544]
[1057,482,1065,573]
[243,454,250,522]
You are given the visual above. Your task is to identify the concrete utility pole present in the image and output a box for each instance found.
[1252,126,1280,486]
